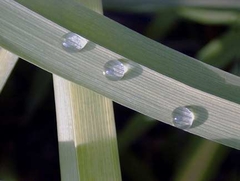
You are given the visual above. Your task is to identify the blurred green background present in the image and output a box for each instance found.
[1,2,240,181]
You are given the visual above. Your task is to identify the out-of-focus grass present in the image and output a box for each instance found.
[177,8,240,69]
[177,8,240,25]
[145,9,179,40]
[173,139,229,181]
[197,30,240,68]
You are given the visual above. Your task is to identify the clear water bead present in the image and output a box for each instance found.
[103,60,127,81]
[172,107,194,129]
[62,32,88,52]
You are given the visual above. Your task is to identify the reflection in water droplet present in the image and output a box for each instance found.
[62,32,88,52]
[103,60,128,81]
[172,106,194,129]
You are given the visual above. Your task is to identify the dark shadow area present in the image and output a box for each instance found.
[58,141,79,180]
[188,105,208,128]
[77,41,97,53]
[0,60,60,181]
[122,59,143,80]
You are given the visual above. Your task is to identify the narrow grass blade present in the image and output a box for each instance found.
[0,48,18,93]
[54,0,122,180]
[53,77,80,181]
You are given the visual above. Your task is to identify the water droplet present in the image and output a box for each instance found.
[62,32,88,52]
[172,107,194,129]
[103,60,127,81]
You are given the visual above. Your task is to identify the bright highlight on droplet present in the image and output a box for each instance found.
[103,60,128,81]
[172,106,194,129]
[62,32,88,52]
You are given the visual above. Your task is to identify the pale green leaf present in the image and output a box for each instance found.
[2,1,240,150]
